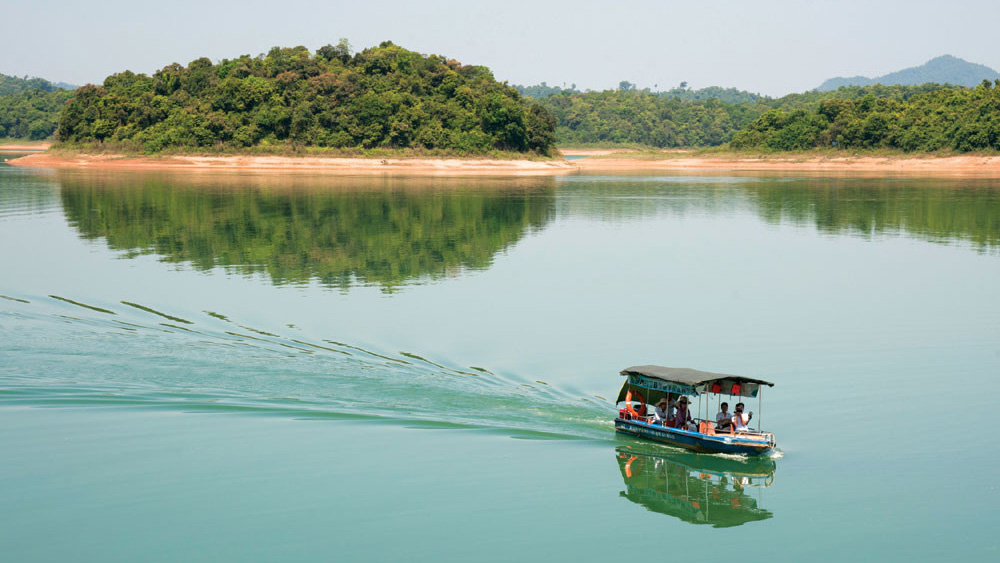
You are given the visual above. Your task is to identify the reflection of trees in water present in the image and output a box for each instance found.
[59,173,556,291]
[554,177,751,222]
[615,447,774,528]
[559,176,1000,252]
[0,163,61,214]
[751,179,1000,252]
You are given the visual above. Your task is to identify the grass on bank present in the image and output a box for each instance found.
[49,141,560,161]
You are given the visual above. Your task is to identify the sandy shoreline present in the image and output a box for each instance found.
[574,154,1000,176]
[7,152,574,175]
[0,142,52,152]
[8,150,1000,177]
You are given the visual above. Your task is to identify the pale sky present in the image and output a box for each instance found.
[4,0,999,97]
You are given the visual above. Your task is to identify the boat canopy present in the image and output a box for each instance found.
[617,365,774,405]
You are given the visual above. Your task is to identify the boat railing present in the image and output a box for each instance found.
[619,413,775,446]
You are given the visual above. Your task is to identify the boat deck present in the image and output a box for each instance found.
[615,416,775,456]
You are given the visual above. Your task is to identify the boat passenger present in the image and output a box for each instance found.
[653,398,671,425]
[673,396,695,431]
[716,402,733,430]
[732,402,754,432]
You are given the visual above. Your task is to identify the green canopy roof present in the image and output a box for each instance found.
[616,365,774,404]
[619,365,775,388]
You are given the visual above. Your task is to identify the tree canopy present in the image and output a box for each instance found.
[534,88,762,147]
[5,54,998,153]
[0,73,67,96]
[526,81,997,151]
[56,42,556,155]
[731,80,1000,152]
[0,74,72,139]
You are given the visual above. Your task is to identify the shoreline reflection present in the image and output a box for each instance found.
[557,175,1000,252]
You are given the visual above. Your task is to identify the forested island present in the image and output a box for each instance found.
[55,42,556,156]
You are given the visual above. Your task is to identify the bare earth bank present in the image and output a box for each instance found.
[7,153,574,176]
[0,142,52,152]
[575,154,1000,175]
[9,150,1000,177]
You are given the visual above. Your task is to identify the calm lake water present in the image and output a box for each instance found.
[1,158,999,561]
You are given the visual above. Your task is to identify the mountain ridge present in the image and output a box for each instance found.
[817,55,1000,91]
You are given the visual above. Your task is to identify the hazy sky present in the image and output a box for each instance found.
[4,0,999,96]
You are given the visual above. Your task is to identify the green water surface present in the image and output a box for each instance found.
[1,162,998,561]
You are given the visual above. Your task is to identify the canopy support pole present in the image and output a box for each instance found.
[758,386,762,431]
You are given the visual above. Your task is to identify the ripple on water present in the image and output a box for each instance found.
[0,293,613,441]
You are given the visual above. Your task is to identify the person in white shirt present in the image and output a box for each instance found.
[732,402,754,432]
[652,397,673,425]
[716,402,733,430]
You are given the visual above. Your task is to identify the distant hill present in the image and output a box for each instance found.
[0,73,75,96]
[0,73,74,139]
[658,85,764,104]
[817,55,1000,91]
[1,73,59,96]
[516,81,764,104]
[512,82,581,98]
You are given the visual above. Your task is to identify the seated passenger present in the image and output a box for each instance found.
[716,402,733,430]
[672,396,695,431]
[653,398,670,425]
[732,402,754,432]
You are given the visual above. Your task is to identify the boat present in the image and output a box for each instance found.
[614,365,776,456]
[615,445,775,527]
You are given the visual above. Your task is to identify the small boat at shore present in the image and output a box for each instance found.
[614,365,776,456]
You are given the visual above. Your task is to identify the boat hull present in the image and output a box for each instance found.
[615,417,774,456]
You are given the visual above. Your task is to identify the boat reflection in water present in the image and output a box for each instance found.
[615,445,775,527]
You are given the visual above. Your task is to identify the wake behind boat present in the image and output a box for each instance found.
[614,365,777,456]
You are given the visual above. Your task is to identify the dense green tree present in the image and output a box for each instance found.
[56,43,556,155]
[511,82,580,99]
[0,73,67,96]
[525,81,974,149]
[534,88,762,148]
[732,80,1000,152]
[0,87,72,139]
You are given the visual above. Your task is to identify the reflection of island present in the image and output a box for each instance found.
[752,179,1000,251]
[58,171,555,291]
[615,445,775,527]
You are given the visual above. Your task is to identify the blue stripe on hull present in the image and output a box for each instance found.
[615,418,771,456]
